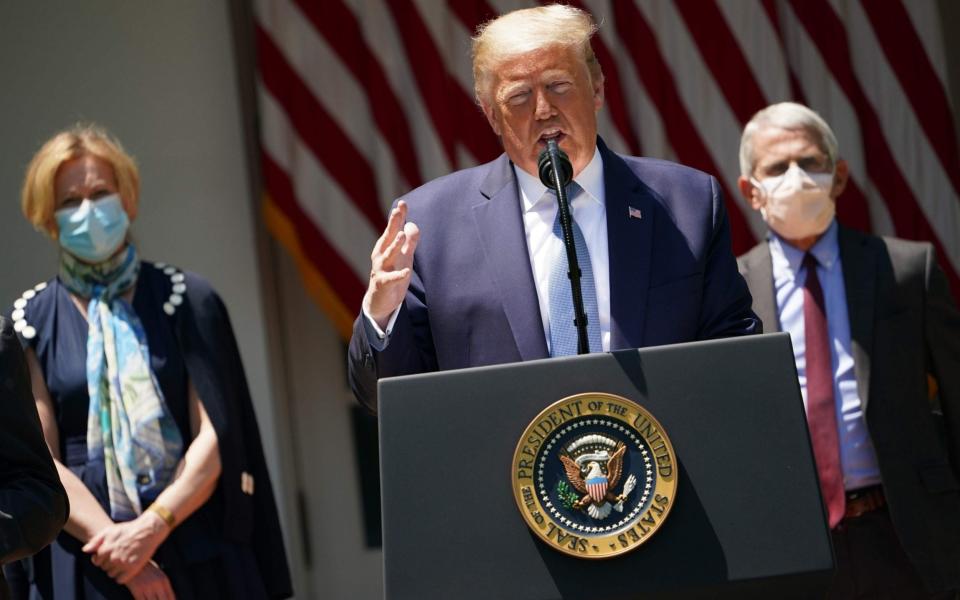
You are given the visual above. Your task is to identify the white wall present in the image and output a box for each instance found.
[0,1,308,596]
[271,248,384,599]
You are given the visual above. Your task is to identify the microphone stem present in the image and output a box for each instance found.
[547,145,590,355]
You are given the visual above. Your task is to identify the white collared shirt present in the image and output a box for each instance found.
[513,147,610,352]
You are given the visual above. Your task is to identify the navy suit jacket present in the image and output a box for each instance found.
[349,139,760,411]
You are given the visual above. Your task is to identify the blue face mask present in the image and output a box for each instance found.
[55,194,130,263]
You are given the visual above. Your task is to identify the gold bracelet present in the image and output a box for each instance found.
[147,503,176,529]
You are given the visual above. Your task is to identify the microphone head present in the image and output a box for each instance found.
[537,139,573,190]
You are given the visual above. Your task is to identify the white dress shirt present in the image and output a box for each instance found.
[513,147,611,352]
[770,220,881,490]
[365,146,612,353]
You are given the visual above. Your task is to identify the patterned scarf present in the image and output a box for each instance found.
[60,246,183,521]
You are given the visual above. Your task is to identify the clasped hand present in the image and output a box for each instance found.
[364,200,420,329]
[83,511,169,584]
[125,560,177,600]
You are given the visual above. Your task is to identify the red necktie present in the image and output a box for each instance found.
[802,253,845,529]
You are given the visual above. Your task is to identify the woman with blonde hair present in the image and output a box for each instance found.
[6,125,291,599]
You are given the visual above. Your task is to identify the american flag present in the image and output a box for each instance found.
[254,0,960,339]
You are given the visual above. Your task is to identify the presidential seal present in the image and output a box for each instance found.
[511,393,678,559]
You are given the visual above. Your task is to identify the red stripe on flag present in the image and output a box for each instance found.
[256,26,386,232]
[759,0,878,231]
[833,179,870,233]
[385,0,456,165]
[836,178,876,237]
[451,84,503,165]
[590,35,644,156]
[790,0,960,296]
[859,0,960,199]
[445,0,498,31]
[292,0,424,189]
[388,0,500,166]
[760,0,808,104]
[674,0,768,123]
[760,0,785,47]
[261,152,365,311]
[383,0,455,166]
[445,0,507,165]
[562,0,643,156]
[679,0,873,233]
[611,0,756,255]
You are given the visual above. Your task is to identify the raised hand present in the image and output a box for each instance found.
[364,200,420,330]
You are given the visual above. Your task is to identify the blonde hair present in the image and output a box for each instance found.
[472,4,601,106]
[21,124,140,237]
[739,102,839,177]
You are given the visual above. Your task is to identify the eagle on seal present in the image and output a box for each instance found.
[560,441,628,513]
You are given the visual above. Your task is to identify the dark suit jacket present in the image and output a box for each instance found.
[349,138,759,411]
[738,225,960,591]
[0,316,68,599]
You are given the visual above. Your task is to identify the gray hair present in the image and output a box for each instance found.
[738,102,839,177]
[471,4,601,107]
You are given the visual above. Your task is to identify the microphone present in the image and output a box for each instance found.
[538,139,573,191]
[536,139,591,355]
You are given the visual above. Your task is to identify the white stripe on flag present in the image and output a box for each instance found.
[259,88,378,279]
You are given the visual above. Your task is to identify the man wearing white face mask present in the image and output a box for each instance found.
[737,102,960,598]
[754,162,836,242]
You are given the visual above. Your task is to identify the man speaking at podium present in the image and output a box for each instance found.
[348,5,759,412]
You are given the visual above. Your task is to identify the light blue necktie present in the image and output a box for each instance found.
[548,184,602,356]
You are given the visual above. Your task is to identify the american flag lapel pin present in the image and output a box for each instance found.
[628,206,642,220]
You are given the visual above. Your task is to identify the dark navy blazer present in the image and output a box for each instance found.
[349,138,760,411]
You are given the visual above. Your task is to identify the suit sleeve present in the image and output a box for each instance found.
[0,317,68,564]
[347,268,437,413]
[698,176,762,339]
[923,246,960,473]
